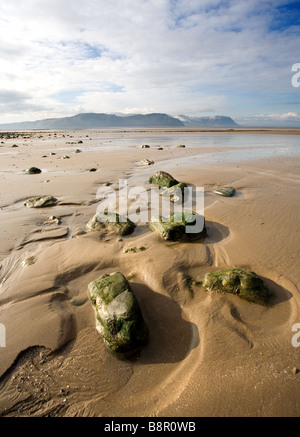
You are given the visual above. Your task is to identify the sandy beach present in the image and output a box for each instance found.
[0,128,299,417]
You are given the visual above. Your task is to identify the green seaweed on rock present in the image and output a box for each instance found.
[87,211,136,236]
[149,170,179,188]
[149,212,207,242]
[202,268,269,305]
[88,272,149,359]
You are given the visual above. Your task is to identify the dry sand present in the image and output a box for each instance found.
[0,128,299,417]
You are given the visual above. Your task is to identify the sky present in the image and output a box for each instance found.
[0,0,300,126]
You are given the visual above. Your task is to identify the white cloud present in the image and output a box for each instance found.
[279,112,299,118]
[0,0,299,124]
[256,111,299,120]
[236,111,300,126]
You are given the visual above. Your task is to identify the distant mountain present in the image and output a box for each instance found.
[0,112,238,130]
[175,115,239,127]
[0,113,183,130]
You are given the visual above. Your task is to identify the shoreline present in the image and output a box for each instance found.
[1,127,300,135]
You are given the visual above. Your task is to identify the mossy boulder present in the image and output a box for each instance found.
[149,212,207,242]
[87,211,136,236]
[25,167,42,174]
[88,272,149,359]
[24,195,58,208]
[149,171,179,188]
[202,268,269,305]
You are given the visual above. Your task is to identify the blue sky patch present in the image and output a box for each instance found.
[270,1,300,32]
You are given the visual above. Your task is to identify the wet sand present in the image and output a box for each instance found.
[0,128,299,417]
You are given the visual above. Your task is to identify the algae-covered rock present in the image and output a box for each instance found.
[25,167,42,174]
[149,170,179,188]
[24,195,58,208]
[88,272,149,359]
[87,211,136,236]
[213,187,235,197]
[149,212,207,242]
[202,268,269,305]
[123,246,146,253]
[22,256,36,266]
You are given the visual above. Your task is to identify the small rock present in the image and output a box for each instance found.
[25,167,42,175]
[44,215,61,225]
[213,186,235,197]
[89,168,97,172]
[61,155,70,159]
[39,352,47,363]
[22,256,36,266]
[176,144,185,148]
[123,246,146,253]
[149,170,179,188]
[140,144,150,148]
[87,211,136,236]
[24,196,58,208]
[292,367,299,375]
[141,159,154,166]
